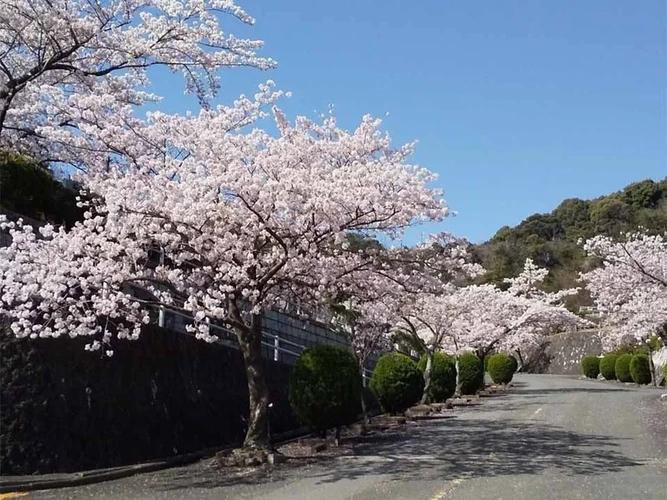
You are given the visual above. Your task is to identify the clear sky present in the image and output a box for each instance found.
[152,0,666,244]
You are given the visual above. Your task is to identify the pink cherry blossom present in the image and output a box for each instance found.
[581,231,667,350]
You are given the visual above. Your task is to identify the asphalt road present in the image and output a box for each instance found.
[28,375,667,500]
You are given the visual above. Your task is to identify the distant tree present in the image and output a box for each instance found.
[515,214,565,242]
[552,198,591,241]
[589,197,635,236]
[622,180,663,210]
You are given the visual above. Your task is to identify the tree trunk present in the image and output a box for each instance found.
[235,313,269,449]
[515,348,524,373]
[354,353,371,424]
[454,356,461,398]
[648,345,657,387]
[420,350,433,404]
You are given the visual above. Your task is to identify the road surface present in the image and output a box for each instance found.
[28,375,667,499]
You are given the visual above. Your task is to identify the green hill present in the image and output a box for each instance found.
[472,178,667,309]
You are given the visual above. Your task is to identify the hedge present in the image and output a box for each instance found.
[629,354,651,385]
[615,354,633,383]
[289,345,361,433]
[487,353,515,384]
[581,356,600,379]
[458,352,484,395]
[599,353,619,380]
[370,353,423,414]
[417,352,456,402]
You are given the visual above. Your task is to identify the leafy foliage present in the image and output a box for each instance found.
[289,346,361,433]
[370,353,423,414]
[458,352,484,395]
[580,356,600,379]
[487,353,515,384]
[599,354,619,380]
[473,178,667,310]
[417,352,456,402]
[629,354,651,385]
[615,354,634,383]
[0,152,82,227]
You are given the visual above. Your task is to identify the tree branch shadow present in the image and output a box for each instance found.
[306,418,642,485]
[144,416,641,493]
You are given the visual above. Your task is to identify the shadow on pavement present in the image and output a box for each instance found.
[144,415,642,494]
[305,417,642,485]
[517,386,633,396]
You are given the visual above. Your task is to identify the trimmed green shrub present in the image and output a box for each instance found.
[370,353,424,414]
[487,353,515,384]
[599,354,619,380]
[615,354,633,382]
[630,354,652,385]
[417,352,456,402]
[458,352,484,395]
[581,356,600,379]
[508,355,519,374]
[289,345,361,433]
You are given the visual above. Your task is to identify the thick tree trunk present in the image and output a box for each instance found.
[420,351,433,404]
[235,314,269,449]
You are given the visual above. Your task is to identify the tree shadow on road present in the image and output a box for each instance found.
[517,386,634,396]
[145,416,643,494]
[305,417,642,485]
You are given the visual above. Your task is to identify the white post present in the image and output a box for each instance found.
[274,335,280,362]
[158,306,165,328]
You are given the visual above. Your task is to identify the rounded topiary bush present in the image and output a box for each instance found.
[458,352,484,395]
[599,353,619,380]
[581,356,600,379]
[615,354,633,382]
[417,352,456,402]
[508,355,519,374]
[289,345,361,433]
[487,353,515,385]
[630,354,652,385]
[370,353,423,414]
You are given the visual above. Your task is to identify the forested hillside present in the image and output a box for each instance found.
[472,178,667,309]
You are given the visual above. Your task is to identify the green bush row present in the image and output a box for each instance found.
[583,353,653,385]
[290,347,507,431]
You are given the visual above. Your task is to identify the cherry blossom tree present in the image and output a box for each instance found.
[581,231,667,385]
[0,106,451,448]
[0,0,274,166]
[432,261,589,389]
[393,289,468,403]
[387,237,484,403]
[581,231,667,350]
[329,291,393,422]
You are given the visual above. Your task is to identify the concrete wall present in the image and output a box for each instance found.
[523,329,603,375]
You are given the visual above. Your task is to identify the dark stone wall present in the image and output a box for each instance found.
[0,325,299,475]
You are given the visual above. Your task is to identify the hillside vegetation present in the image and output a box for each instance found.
[472,178,667,310]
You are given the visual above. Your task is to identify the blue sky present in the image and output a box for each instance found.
[152,0,666,244]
